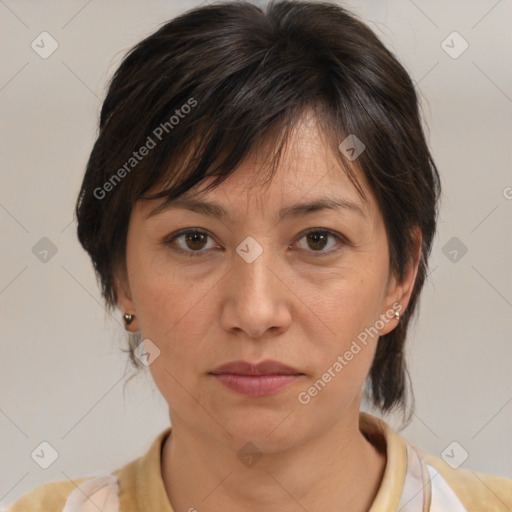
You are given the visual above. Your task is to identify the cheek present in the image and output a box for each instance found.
[133,267,208,349]
[319,260,389,338]
[127,236,201,335]
[130,269,214,409]
[302,255,390,386]
[297,288,384,417]
[129,251,218,372]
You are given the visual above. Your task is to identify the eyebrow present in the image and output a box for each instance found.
[146,195,366,222]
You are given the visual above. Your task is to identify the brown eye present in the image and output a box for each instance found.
[183,232,208,251]
[306,232,329,251]
[164,229,215,257]
[295,229,345,255]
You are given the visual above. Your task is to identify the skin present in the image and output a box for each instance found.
[115,112,421,512]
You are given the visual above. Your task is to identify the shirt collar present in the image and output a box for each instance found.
[116,411,407,512]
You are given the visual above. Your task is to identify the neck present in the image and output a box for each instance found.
[161,410,386,512]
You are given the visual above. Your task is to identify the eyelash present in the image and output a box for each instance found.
[161,228,347,258]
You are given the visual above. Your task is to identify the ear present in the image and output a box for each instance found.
[113,267,140,333]
[378,226,422,336]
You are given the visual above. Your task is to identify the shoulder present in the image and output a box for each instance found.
[4,476,93,512]
[3,427,169,512]
[424,453,512,511]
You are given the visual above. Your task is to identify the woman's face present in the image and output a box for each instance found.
[117,116,418,452]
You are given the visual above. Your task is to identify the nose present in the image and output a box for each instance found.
[220,240,292,340]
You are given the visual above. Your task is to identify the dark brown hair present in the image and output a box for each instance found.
[76,0,440,422]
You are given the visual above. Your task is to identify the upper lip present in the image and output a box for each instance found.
[210,360,303,376]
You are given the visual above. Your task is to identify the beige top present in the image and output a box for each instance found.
[5,412,512,511]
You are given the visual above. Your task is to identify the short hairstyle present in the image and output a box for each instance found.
[76,0,440,421]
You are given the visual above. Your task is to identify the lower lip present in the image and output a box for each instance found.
[211,374,302,397]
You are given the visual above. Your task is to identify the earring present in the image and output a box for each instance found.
[394,309,400,321]
[123,313,135,325]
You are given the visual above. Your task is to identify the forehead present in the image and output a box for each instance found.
[215,113,364,194]
[140,112,377,221]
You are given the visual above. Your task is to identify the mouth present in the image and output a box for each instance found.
[209,360,305,397]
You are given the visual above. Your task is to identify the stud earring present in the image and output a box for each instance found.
[123,313,135,325]
[394,309,400,321]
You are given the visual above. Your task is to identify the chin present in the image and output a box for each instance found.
[211,409,304,453]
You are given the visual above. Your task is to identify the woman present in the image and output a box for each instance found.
[7,1,511,511]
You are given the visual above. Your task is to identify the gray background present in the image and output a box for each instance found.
[1,0,511,507]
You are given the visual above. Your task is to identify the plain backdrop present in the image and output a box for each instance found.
[1,0,511,507]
